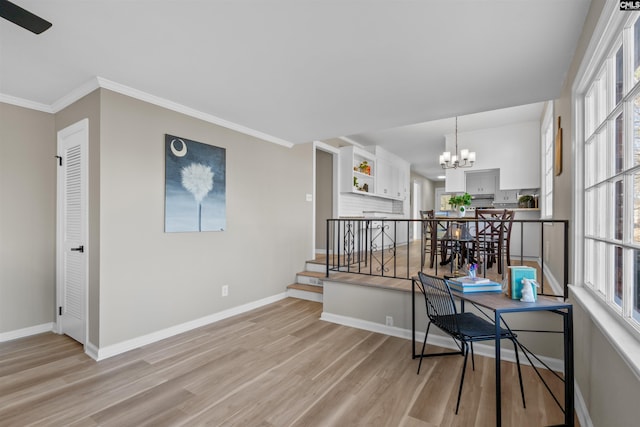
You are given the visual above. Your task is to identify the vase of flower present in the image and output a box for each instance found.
[448,193,472,218]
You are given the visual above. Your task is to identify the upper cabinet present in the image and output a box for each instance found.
[444,122,541,192]
[495,189,519,203]
[367,146,410,201]
[339,145,409,201]
[465,170,497,195]
[339,146,376,195]
[376,156,405,199]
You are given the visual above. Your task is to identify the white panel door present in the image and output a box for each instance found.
[57,119,88,344]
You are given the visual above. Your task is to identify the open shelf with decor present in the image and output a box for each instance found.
[340,146,376,195]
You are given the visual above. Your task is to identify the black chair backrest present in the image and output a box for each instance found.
[417,272,460,336]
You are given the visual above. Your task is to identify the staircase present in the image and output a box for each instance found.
[286,259,325,302]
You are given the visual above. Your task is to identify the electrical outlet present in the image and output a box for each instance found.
[222,285,229,297]
[385,316,393,326]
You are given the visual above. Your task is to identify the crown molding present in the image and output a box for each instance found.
[96,77,294,148]
[2,76,295,149]
[50,77,101,113]
[0,93,52,113]
[338,136,365,148]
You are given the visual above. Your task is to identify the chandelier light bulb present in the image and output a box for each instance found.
[438,116,476,169]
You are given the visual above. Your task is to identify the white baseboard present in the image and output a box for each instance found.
[0,322,54,342]
[94,292,288,361]
[84,341,99,360]
[320,311,564,372]
[574,380,594,427]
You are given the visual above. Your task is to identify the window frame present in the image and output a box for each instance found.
[574,5,640,341]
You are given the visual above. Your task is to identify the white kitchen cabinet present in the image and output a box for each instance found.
[376,158,408,200]
[465,170,497,195]
[340,145,409,201]
[495,189,518,203]
[368,146,409,201]
[340,146,376,195]
[375,156,394,198]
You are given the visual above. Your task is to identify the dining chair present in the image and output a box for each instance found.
[415,272,525,414]
[474,209,514,274]
[420,210,450,271]
[420,210,437,269]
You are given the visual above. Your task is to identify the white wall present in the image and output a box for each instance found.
[445,122,541,192]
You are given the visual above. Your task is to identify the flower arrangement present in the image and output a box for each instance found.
[448,193,472,209]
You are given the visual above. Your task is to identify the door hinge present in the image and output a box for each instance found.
[59,306,62,316]
[55,155,62,166]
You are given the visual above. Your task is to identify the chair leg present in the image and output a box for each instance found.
[455,342,469,414]
[417,323,432,374]
[430,239,436,268]
[512,338,526,408]
[470,341,475,371]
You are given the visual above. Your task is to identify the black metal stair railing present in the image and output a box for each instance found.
[325,218,570,299]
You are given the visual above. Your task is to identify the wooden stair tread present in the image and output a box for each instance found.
[297,271,326,278]
[287,283,323,293]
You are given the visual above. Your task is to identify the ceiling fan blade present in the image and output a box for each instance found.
[0,0,52,34]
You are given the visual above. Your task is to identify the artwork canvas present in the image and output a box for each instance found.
[165,134,226,232]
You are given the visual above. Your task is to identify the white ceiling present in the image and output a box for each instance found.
[348,101,546,180]
[1,1,590,177]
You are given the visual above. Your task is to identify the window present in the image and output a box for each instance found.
[541,104,554,218]
[579,11,640,333]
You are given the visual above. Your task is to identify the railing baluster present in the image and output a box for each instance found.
[324,218,569,300]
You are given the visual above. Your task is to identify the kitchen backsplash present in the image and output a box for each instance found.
[340,193,404,217]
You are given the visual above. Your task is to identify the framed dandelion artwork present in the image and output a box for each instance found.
[164,134,226,232]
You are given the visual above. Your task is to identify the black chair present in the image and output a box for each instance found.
[415,272,525,414]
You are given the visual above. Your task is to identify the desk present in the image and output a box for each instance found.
[411,278,574,427]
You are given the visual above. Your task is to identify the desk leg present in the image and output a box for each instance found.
[564,306,575,426]
[495,310,502,427]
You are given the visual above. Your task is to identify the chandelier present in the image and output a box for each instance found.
[439,117,476,169]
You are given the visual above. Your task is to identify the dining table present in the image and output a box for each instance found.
[435,218,475,276]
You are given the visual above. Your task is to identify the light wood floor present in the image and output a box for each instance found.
[0,298,574,426]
